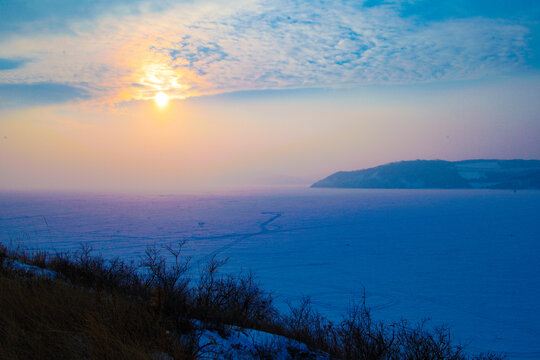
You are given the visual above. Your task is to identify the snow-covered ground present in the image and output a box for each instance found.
[196,323,328,360]
[1,188,539,359]
[6,259,57,279]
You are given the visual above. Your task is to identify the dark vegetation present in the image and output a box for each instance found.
[0,240,505,360]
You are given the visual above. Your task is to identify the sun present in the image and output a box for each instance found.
[154,91,169,108]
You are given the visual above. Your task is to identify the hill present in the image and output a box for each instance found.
[312,159,540,189]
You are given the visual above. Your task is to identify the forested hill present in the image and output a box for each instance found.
[312,160,540,189]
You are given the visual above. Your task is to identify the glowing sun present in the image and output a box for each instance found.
[154,91,169,108]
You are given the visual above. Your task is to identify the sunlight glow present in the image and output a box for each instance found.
[133,62,189,104]
[154,92,169,108]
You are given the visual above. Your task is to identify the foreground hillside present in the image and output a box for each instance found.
[0,241,504,360]
[312,159,540,189]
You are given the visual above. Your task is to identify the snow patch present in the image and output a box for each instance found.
[7,260,57,279]
[197,323,328,360]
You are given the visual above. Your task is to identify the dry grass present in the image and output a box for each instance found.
[0,271,193,360]
[0,241,506,360]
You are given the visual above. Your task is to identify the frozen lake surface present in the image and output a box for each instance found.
[1,188,539,358]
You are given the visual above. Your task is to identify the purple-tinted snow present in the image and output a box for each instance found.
[1,188,539,358]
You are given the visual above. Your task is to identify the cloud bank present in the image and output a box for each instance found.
[0,0,531,105]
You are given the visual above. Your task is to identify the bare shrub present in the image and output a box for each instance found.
[284,296,338,355]
[337,301,394,360]
[394,321,465,360]
[141,242,191,296]
[140,241,192,332]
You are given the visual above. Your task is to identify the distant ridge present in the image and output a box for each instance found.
[311,159,540,189]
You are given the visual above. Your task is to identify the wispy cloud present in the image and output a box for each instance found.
[0,82,90,108]
[0,0,531,106]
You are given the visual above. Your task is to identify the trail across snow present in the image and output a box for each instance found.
[195,212,282,265]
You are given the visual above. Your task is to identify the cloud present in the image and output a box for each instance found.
[0,82,90,108]
[0,0,533,105]
[150,0,529,92]
[0,58,29,70]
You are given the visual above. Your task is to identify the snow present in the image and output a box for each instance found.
[7,259,57,279]
[197,324,327,360]
[1,188,539,359]
[456,161,501,170]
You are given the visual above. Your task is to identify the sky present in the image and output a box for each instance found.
[1,0,539,192]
